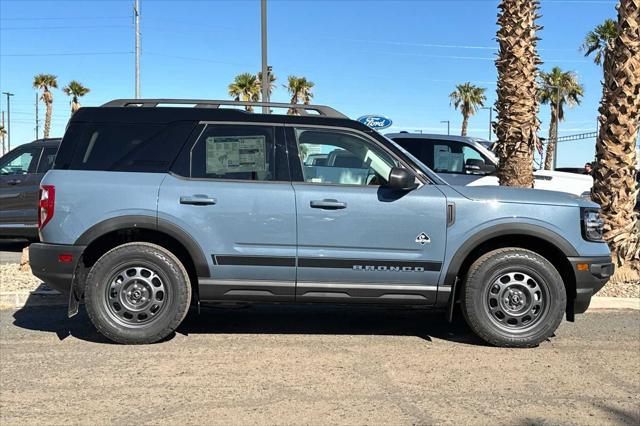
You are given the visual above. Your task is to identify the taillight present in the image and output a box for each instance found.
[39,185,55,229]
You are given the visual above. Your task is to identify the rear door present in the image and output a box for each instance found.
[159,122,297,302]
[288,126,448,304]
[0,146,41,226]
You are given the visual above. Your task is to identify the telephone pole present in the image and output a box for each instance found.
[134,0,141,98]
[440,120,450,136]
[481,106,493,142]
[2,92,13,151]
[260,0,269,113]
[35,92,40,140]
[1,111,5,155]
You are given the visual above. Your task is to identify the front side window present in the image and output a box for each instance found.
[187,124,276,181]
[295,128,397,186]
[0,149,38,175]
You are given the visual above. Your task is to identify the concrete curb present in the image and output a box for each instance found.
[0,291,638,311]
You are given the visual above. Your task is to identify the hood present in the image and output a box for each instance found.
[533,169,593,183]
[452,185,599,208]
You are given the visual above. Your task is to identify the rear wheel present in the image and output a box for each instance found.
[85,242,191,344]
[461,248,566,348]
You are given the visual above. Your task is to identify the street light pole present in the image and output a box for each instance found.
[2,92,14,151]
[440,120,450,135]
[481,107,493,142]
[260,0,269,114]
[134,0,141,98]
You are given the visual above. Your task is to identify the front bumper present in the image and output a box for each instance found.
[29,243,86,295]
[568,256,614,314]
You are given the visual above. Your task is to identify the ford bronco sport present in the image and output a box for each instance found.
[29,99,613,347]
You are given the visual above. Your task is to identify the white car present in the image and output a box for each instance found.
[387,132,592,197]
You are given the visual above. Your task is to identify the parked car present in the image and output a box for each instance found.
[0,138,61,239]
[30,99,612,347]
[387,133,593,197]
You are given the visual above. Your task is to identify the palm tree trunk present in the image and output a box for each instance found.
[44,101,52,139]
[543,108,558,170]
[461,113,469,136]
[591,0,640,279]
[494,0,542,188]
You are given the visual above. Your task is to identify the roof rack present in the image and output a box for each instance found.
[101,99,348,119]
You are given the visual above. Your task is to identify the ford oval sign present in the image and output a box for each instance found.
[358,115,393,130]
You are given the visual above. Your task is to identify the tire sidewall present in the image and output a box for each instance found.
[85,244,190,344]
[463,250,566,347]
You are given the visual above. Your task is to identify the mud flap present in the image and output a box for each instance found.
[447,277,459,323]
[68,259,86,318]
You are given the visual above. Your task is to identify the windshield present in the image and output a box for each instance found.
[382,136,449,185]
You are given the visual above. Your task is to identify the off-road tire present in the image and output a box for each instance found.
[85,242,191,344]
[461,248,566,348]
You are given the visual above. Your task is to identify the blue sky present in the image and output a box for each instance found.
[0,0,627,167]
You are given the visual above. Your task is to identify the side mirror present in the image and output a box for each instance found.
[465,159,495,175]
[386,167,418,191]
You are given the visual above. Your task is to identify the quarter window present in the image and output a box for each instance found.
[294,128,398,186]
[37,147,58,173]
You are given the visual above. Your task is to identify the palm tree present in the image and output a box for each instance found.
[538,67,584,170]
[591,0,639,281]
[33,74,58,138]
[0,125,6,155]
[449,83,486,137]
[285,76,314,115]
[257,70,277,98]
[493,0,542,188]
[228,73,260,111]
[62,81,90,114]
[581,18,618,67]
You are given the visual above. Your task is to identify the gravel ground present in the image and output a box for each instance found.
[0,263,42,293]
[599,280,640,298]
[1,307,639,425]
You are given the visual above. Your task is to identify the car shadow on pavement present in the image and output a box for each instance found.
[11,301,486,346]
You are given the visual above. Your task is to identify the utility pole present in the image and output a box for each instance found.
[481,107,493,142]
[260,0,269,114]
[440,120,450,136]
[1,111,5,155]
[552,85,560,170]
[2,92,14,151]
[35,92,39,140]
[134,0,141,98]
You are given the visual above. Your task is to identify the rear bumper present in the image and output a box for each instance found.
[29,243,85,295]
[568,256,614,314]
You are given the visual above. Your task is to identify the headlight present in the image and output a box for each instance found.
[581,208,604,241]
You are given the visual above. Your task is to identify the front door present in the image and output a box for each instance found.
[159,123,297,302]
[288,127,448,304]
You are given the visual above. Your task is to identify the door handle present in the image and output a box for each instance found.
[7,179,21,185]
[180,195,217,206]
[310,199,347,210]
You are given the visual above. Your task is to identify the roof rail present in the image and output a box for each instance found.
[101,99,349,119]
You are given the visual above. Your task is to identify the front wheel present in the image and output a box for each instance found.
[85,242,192,344]
[461,248,566,348]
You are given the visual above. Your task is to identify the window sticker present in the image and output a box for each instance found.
[206,135,266,174]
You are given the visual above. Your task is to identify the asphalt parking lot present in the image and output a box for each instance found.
[1,303,638,425]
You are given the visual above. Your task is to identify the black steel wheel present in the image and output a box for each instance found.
[461,248,566,348]
[85,242,191,344]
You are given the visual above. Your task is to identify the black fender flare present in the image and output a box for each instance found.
[443,223,579,321]
[443,223,578,287]
[75,215,210,277]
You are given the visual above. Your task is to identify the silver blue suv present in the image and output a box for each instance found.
[29,99,613,347]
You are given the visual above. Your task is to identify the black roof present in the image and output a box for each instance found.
[27,138,62,146]
[71,106,372,133]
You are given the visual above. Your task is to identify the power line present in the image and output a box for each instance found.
[1,25,131,31]
[0,16,130,21]
[1,51,133,57]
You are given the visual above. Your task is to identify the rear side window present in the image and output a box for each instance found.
[54,121,195,172]
[37,147,58,173]
[174,124,278,181]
